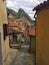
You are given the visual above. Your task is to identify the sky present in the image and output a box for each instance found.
[6,0,47,20]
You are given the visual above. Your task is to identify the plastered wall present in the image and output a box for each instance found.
[36,8,49,65]
[0,0,9,65]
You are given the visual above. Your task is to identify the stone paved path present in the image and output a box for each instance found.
[9,44,35,65]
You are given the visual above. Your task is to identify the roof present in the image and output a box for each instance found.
[33,0,49,14]
[8,23,19,27]
[29,26,35,36]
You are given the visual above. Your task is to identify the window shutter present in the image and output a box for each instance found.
[3,24,8,40]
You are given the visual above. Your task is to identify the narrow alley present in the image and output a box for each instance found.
[9,43,35,65]
[0,0,49,65]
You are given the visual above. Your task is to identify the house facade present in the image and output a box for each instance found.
[0,0,9,65]
[33,0,49,65]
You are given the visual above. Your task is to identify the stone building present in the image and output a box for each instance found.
[33,0,49,65]
[0,0,9,65]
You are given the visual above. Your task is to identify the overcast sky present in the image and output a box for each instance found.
[6,0,47,20]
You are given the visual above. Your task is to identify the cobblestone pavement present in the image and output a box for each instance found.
[9,44,35,65]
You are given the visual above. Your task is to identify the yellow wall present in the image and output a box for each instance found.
[0,0,9,65]
[36,8,49,65]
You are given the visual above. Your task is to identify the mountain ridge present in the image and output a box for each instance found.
[7,8,33,23]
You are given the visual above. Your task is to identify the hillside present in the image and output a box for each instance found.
[7,8,33,23]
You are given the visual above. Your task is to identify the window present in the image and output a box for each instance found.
[3,24,8,40]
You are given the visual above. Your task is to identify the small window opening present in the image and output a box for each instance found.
[3,23,8,40]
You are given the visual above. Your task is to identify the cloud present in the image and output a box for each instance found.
[6,0,47,20]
